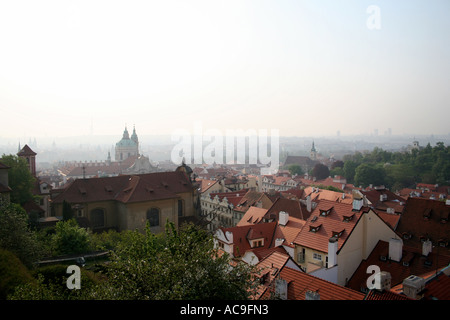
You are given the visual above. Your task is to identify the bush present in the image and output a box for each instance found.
[0,249,34,299]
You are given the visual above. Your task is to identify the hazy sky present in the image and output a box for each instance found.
[0,0,449,140]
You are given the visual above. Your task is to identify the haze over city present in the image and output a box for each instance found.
[1,0,449,142]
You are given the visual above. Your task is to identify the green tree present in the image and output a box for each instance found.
[103,221,257,300]
[312,163,330,180]
[0,155,35,205]
[354,163,386,188]
[0,199,45,268]
[0,248,34,299]
[52,219,91,255]
[343,160,359,183]
[287,164,304,176]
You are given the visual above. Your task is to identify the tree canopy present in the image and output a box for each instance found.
[0,155,35,205]
[340,143,450,190]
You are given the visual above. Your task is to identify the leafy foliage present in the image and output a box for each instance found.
[52,219,91,255]
[340,143,450,190]
[0,199,45,268]
[0,154,35,205]
[9,221,257,300]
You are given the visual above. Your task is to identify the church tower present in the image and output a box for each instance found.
[17,144,37,177]
[115,126,139,161]
[310,141,317,160]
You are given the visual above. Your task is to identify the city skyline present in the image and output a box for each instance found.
[1,0,449,139]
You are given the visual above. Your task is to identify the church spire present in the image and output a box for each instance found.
[122,125,130,139]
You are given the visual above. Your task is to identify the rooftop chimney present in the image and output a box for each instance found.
[422,239,432,257]
[402,275,425,300]
[279,211,289,226]
[374,271,391,291]
[327,237,338,268]
[388,238,403,262]
[274,279,287,300]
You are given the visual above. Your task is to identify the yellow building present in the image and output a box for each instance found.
[293,198,399,286]
[51,169,196,234]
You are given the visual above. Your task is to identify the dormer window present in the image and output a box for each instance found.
[320,207,333,217]
[343,214,354,222]
[332,230,344,238]
[423,208,432,220]
[309,224,321,233]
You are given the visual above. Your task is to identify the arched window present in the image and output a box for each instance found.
[147,208,160,227]
[90,208,105,229]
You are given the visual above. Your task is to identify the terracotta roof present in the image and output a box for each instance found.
[422,272,450,300]
[17,144,36,156]
[347,240,450,292]
[265,197,310,221]
[361,188,406,213]
[52,171,193,205]
[261,266,365,300]
[373,209,401,230]
[396,197,450,255]
[218,222,277,258]
[208,189,248,206]
[364,289,412,300]
[293,200,366,253]
[272,216,306,248]
[303,186,353,204]
[237,206,269,226]
[253,251,291,299]
[198,179,218,193]
[234,191,273,213]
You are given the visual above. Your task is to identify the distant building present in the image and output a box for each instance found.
[50,170,196,233]
[17,144,37,177]
[115,126,139,161]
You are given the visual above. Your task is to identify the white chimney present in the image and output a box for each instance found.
[374,271,391,291]
[306,196,312,212]
[422,240,432,257]
[388,238,403,262]
[327,237,338,268]
[279,211,289,226]
[275,238,284,247]
[274,279,287,300]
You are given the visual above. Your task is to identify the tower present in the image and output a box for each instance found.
[17,144,37,177]
[115,126,139,161]
[310,141,317,160]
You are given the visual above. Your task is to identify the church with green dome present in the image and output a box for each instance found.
[115,126,139,161]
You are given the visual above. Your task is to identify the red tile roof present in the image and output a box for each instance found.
[265,197,310,221]
[347,240,450,292]
[198,179,218,193]
[237,206,268,226]
[52,171,193,204]
[253,251,291,299]
[17,144,36,156]
[396,197,450,255]
[293,200,366,253]
[261,266,365,300]
[364,289,412,300]
[218,222,277,258]
[272,216,306,249]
